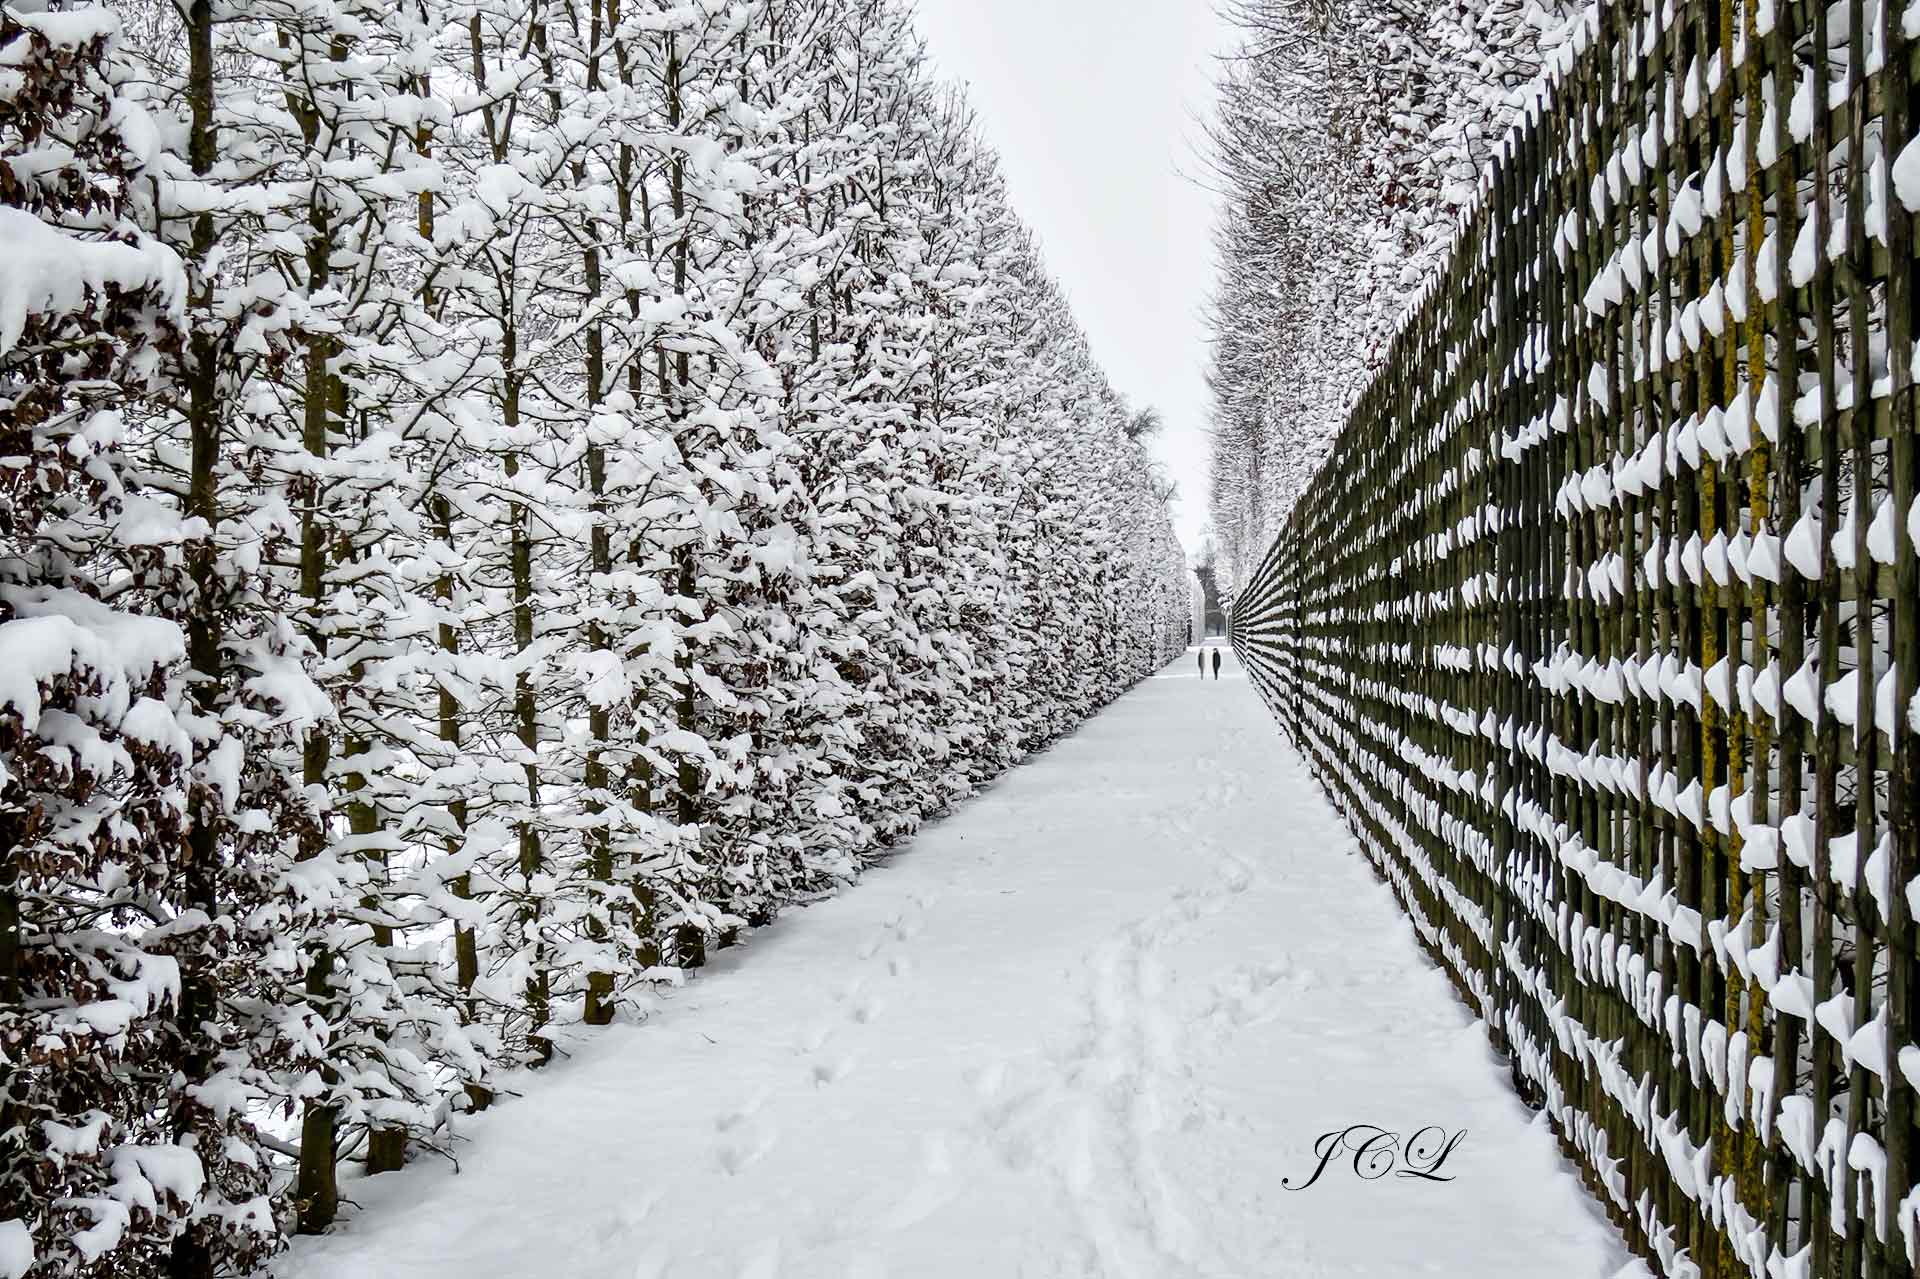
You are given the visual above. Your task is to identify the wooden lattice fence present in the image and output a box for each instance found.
[1231,0,1920,1274]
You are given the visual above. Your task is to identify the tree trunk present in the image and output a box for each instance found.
[170,6,224,1274]
[289,14,345,1220]
[572,0,617,1027]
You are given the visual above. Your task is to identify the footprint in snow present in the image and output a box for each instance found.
[716,1126,777,1175]
[877,1132,958,1231]
[714,1089,768,1133]
[810,1053,855,1086]
[970,1058,1008,1100]
[594,1192,658,1245]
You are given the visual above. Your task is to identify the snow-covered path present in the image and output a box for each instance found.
[281,645,1626,1279]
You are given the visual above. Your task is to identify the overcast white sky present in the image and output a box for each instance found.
[912,0,1232,554]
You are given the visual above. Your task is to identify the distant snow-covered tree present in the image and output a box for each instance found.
[1205,0,1575,588]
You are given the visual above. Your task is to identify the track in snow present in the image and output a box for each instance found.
[280,644,1628,1279]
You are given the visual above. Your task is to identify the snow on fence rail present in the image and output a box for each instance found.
[1232,0,1920,1275]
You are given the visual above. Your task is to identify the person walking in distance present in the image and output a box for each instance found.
[1210,648,1222,680]
[1198,646,1206,677]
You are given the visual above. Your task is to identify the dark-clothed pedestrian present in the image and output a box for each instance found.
[1211,648,1221,680]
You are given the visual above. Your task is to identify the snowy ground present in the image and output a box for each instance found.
[280,644,1629,1279]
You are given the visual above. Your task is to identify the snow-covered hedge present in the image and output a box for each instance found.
[1234,0,1920,1276]
[0,2,1189,1273]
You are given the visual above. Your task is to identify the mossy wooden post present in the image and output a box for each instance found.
[1843,0,1890,1267]
[1808,0,1843,1267]
[1729,0,1770,1239]
[1879,0,1919,1263]
[1760,0,1806,1255]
